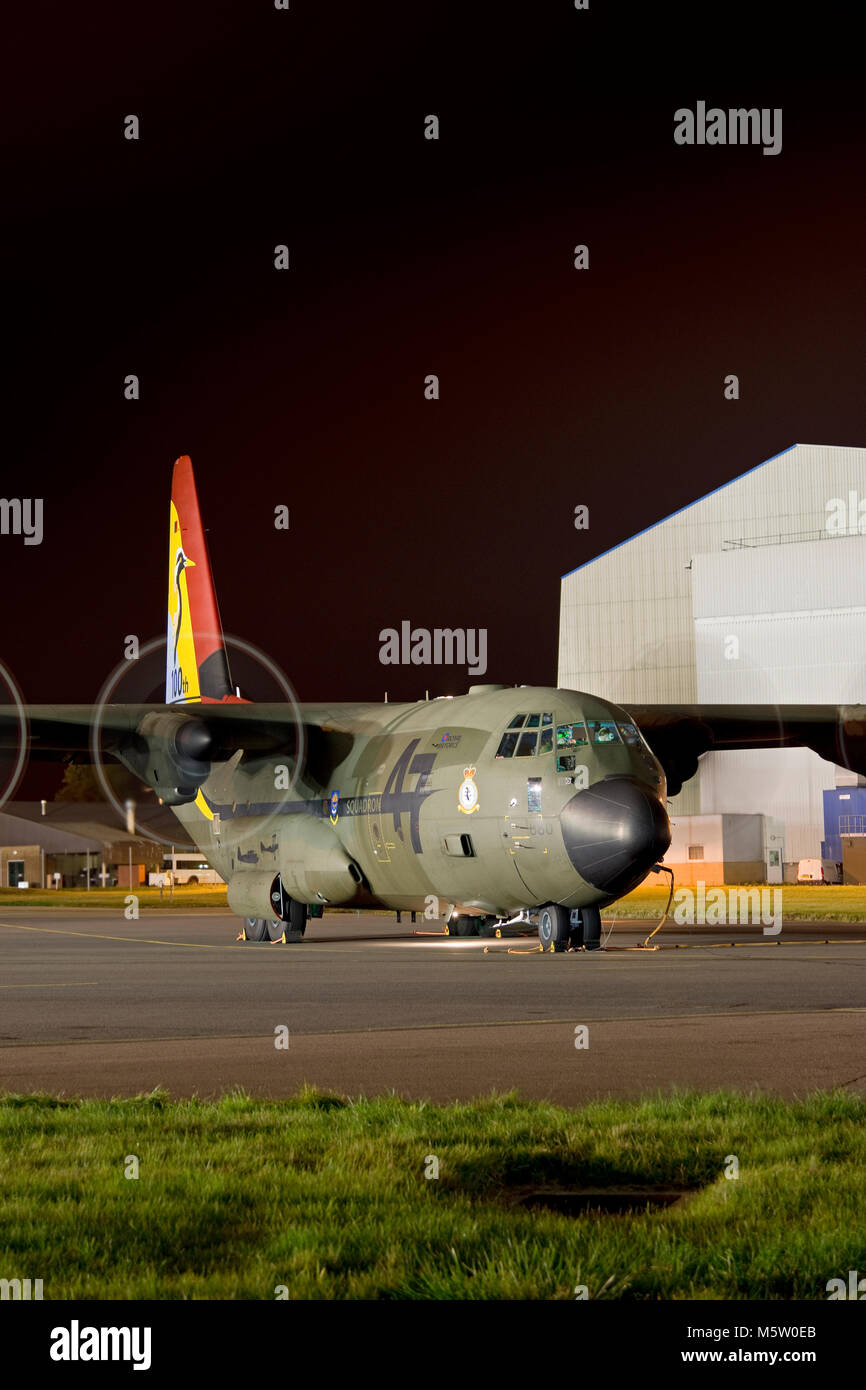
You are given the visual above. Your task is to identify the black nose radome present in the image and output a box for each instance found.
[560,777,671,898]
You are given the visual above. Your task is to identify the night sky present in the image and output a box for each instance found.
[4,1,865,725]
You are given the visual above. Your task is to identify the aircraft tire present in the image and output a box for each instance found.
[288,898,308,936]
[580,904,602,951]
[265,919,285,942]
[538,904,570,952]
[244,917,268,941]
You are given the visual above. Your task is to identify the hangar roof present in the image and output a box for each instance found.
[561,442,864,579]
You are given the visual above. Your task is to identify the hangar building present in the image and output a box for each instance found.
[558,443,866,882]
[0,808,103,888]
[0,804,189,887]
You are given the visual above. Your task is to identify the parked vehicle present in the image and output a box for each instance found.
[797,858,841,884]
[148,854,222,886]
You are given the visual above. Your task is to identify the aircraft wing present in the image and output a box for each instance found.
[0,704,302,758]
[625,703,866,796]
[0,704,354,803]
[3,700,864,803]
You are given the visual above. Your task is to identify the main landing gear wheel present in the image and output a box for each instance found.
[538,904,570,952]
[570,905,602,951]
[288,898,308,936]
[269,899,308,943]
[242,906,307,942]
[447,915,480,937]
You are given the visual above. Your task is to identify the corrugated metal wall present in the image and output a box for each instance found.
[692,537,866,703]
[557,443,866,863]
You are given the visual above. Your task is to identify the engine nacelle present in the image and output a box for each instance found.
[115,711,213,805]
[227,870,290,921]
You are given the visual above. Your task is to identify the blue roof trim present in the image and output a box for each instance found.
[560,443,798,581]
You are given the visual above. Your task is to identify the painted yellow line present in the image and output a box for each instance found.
[0,922,517,955]
[0,921,239,949]
[0,921,345,955]
[0,981,99,990]
[4,920,864,961]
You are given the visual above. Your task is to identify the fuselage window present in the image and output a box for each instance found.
[515,731,537,757]
[507,714,527,729]
[495,731,519,758]
[539,727,553,754]
[556,721,588,748]
[525,713,541,728]
[588,719,619,744]
[542,712,553,726]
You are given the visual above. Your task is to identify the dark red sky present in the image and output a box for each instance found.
[4,1,865,714]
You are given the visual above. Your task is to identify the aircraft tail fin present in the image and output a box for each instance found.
[166,455,234,704]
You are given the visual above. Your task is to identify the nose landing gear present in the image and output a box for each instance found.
[538,904,570,951]
[570,904,602,950]
[538,904,602,952]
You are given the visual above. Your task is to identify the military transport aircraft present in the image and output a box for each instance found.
[2,457,863,952]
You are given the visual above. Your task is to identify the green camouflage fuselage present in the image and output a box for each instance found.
[174,686,666,919]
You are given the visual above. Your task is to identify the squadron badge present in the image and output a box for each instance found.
[458,766,479,814]
[329,789,340,825]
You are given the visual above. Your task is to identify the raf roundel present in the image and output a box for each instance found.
[458,766,479,815]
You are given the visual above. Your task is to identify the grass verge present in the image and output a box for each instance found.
[0,886,230,911]
[609,883,866,923]
[1,1088,864,1299]
[2,883,864,921]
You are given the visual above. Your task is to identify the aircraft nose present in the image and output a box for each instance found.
[560,776,671,897]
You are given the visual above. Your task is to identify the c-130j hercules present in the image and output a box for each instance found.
[4,457,864,951]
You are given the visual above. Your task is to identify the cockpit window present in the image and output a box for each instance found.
[556,721,588,748]
[616,722,641,746]
[617,720,658,768]
[587,719,620,744]
[495,731,519,758]
[497,714,555,756]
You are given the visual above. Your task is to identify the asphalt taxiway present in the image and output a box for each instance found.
[1,911,864,1102]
